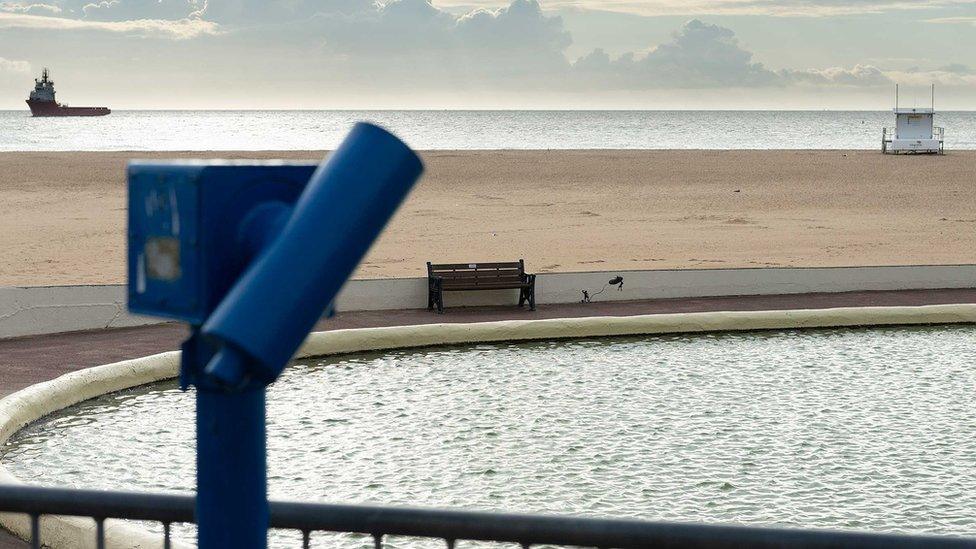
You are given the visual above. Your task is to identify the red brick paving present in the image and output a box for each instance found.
[3,288,975,400]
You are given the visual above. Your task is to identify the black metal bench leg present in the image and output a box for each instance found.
[428,278,445,313]
[435,281,445,314]
[528,278,536,311]
[518,287,526,308]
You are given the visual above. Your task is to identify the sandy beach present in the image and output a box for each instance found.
[1,149,974,287]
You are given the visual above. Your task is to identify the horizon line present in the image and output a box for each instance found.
[3,108,976,113]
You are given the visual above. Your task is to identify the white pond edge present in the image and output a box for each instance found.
[2,304,976,548]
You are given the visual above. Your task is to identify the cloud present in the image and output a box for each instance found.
[80,0,203,21]
[0,56,31,72]
[784,64,891,87]
[939,63,973,75]
[199,0,371,24]
[312,0,570,62]
[925,16,976,26]
[0,1,970,100]
[0,56,30,98]
[315,0,459,55]
[435,0,974,17]
[0,10,219,37]
[573,19,777,88]
[570,20,925,91]
[265,0,573,85]
[886,62,976,85]
[696,0,974,17]
[455,0,571,54]
[0,1,61,14]
[0,0,217,35]
[0,0,568,60]
[29,0,967,20]
[885,68,976,87]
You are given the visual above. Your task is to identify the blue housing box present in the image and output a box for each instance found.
[127,161,318,324]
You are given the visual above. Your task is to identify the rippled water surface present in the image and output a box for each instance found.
[2,110,976,150]
[4,326,976,546]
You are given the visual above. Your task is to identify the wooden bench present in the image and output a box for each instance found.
[427,260,536,313]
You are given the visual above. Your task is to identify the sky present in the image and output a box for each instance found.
[0,0,974,109]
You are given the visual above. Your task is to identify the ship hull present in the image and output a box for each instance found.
[26,99,110,117]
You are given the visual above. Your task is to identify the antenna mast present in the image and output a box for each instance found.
[895,84,899,110]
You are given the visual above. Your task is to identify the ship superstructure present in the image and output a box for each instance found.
[26,68,110,117]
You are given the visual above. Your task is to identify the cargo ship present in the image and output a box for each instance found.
[26,68,110,117]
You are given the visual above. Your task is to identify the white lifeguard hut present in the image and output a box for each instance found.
[882,84,944,154]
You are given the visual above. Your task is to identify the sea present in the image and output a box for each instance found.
[1,110,975,151]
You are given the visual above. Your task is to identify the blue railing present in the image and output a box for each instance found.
[1,484,973,549]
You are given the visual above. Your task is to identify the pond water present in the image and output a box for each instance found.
[3,325,976,546]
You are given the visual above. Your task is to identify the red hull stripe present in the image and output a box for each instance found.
[26,100,111,117]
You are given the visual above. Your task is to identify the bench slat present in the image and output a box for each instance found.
[441,270,521,275]
[432,270,522,277]
[429,262,522,269]
[441,277,525,285]
[439,273,525,280]
[434,266,521,271]
[436,272,522,280]
[441,283,527,290]
[427,259,534,312]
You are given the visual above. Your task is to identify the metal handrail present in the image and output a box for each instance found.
[882,127,945,141]
[1,484,974,549]
[881,126,945,139]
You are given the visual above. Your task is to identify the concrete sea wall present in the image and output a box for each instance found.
[2,264,976,339]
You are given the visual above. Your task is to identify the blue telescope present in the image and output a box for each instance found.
[127,123,423,548]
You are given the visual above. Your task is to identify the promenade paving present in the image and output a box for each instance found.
[1,288,975,547]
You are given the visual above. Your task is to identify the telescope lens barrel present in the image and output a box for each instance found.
[201,123,424,384]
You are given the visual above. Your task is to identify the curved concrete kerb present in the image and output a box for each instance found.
[2,304,975,548]
[297,304,976,357]
[0,352,182,549]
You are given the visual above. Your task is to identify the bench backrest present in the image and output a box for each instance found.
[427,260,526,289]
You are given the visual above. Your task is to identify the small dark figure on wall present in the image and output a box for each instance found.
[581,275,624,303]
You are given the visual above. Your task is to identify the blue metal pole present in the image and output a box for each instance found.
[127,124,422,549]
[195,123,423,549]
[196,384,266,548]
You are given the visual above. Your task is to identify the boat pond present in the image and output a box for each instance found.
[3,324,975,547]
